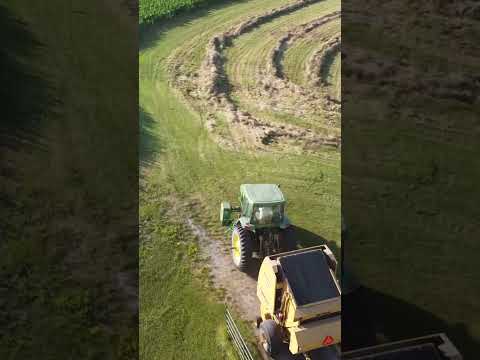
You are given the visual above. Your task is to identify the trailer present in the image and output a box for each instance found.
[342,333,462,360]
[255,245,341,359]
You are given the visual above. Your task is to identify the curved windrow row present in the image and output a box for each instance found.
[306,36,341,100]
[169,0,341,152]
[250,12,341,132]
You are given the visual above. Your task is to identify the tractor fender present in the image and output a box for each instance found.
[238,216,252,230]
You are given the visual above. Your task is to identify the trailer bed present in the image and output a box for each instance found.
[279,250,339,306]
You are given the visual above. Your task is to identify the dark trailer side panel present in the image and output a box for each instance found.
[342,334,462,360]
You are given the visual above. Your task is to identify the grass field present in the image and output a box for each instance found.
[140,182,242,360]
[140,0,341,358]
[282,19,339,88]
[1,1,137,359]
[343,1,480,356]
[140,0,341,244]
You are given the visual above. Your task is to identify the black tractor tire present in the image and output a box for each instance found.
[231,223,252,272]
[259,319,282,356]
[279,227,297,252]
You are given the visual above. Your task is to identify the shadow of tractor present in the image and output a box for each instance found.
[140,107,163,168]
[243,225,341,281]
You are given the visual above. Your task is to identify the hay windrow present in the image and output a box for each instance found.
[271,12,340,80]
[170,0,342,151]
[307,36,341,89]
[253,13,341,131]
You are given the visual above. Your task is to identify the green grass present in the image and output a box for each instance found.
[140,0,225,24]
[141,0,340,243]
[140,183,243,360]
[140,0,340,358]
[282,18,339,87]
[327,51,341,100]
[1,1,137,359]
[343,2,480,356]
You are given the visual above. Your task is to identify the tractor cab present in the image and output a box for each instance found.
[220,184,295,272]
[238,184,287,228]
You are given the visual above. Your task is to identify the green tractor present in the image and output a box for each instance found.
[220,184,296,272]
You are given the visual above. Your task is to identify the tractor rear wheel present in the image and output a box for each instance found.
[279,227,297,252]
[259,319,282,356]
[231,223,252,272]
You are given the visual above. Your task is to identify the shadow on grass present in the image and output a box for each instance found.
[140,107,163,168]
[243,225,341,281]
[123,0,138,17]
[342,286,479,358]
[140,0,249,52]
[320,46,340,86]
[0,5,57,152]
[292,225,340,259]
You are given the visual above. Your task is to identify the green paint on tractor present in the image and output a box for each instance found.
[220,184,296,272]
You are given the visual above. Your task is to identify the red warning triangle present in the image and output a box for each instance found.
[322,335,334,346]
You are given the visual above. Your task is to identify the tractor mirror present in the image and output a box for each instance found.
[220,201,233,226]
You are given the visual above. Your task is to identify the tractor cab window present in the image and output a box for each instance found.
[240,194,249,217]
[253,204,283,225]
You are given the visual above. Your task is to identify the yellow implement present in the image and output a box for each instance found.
[256,245,341,357]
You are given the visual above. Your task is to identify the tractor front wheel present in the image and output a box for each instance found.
[231,224,252,272]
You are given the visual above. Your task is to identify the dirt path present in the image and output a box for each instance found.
[186,218,260,321]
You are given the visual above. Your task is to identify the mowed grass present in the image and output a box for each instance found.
[343,3,480,356]
[140,1,340,358]
[141,0,340,245]
[225,0,340,132]
[282,18,339,87]
[2,1,137,359]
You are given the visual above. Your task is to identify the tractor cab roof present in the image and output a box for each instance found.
[240,184,285,204]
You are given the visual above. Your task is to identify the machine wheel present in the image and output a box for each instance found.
[231,223,252,272]
[279,227,297,252]
[259,319,282,356]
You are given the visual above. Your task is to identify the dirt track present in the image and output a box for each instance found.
[186,218,260,321]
